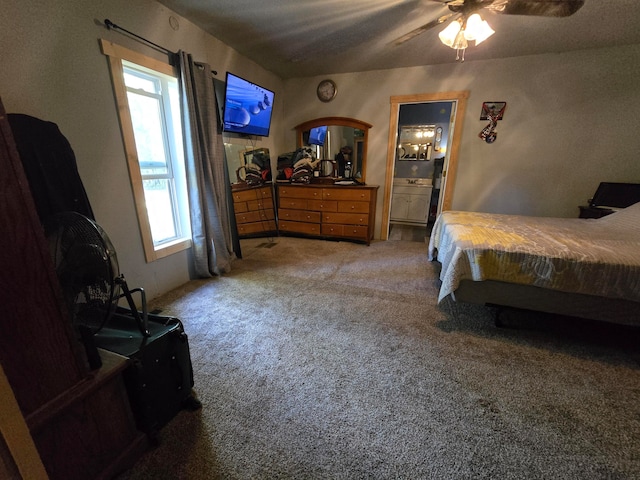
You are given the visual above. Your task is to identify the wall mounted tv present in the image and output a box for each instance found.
[223,72,274,137]
[308,125,327,146]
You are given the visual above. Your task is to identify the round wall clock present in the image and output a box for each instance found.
[316,79,337,102]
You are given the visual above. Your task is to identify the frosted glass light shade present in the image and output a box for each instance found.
[438,20,462,47]
[464,14,495,45]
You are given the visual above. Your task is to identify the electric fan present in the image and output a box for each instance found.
[45,212,150,339]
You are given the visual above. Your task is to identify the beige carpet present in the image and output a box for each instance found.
[116,236,640,479]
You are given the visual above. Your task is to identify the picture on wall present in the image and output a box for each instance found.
[479,102,507,121]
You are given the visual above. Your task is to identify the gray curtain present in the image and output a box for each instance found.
[179,51,235,276]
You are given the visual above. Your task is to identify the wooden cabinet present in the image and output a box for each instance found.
[231,184,277,237]
[390,185,432,225]
[277,184,378,244]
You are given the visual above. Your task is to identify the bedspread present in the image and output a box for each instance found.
[428,203,640,303]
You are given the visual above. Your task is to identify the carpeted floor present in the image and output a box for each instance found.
[116,236,640,480]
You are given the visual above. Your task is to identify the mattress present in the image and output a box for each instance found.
[428,202,640,304]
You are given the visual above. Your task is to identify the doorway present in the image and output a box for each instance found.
[380,91,469,240]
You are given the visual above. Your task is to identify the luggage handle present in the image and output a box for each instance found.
[116,274,151,337]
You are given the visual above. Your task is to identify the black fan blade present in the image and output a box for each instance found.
[392,13,457,45]
[497,0,585,17]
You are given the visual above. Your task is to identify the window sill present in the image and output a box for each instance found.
[151,237,192,261]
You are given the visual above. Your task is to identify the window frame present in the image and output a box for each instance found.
[101,39,191,262]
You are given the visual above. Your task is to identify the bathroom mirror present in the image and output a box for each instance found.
[295,117,372,183]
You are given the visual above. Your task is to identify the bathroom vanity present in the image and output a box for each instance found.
[389,178,432,226]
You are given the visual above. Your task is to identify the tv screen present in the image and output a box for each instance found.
[223,72,274,137]
[308,125,327,146]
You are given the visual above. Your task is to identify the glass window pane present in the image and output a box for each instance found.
[126,91,169,174]
[123,70,159,94]
[143,179,177,243]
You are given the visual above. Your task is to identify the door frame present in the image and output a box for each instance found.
[380,91,469,240]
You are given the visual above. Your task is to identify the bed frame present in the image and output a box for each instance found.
[452,280,640,327]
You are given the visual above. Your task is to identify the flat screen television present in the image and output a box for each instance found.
[223,72,274,137]
[308,125,327,146]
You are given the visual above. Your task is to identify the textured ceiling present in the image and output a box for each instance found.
[157,0,640,78]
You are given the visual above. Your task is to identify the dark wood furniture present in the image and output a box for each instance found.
[0,99,146,479]
[277,184,379,244]
[578,205,615,219]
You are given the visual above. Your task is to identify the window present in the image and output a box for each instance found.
[101,40,191,262]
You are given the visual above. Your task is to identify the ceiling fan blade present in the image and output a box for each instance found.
[494,0,585,17]
[392,13,457,46]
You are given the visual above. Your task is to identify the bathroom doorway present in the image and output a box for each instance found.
[381,91,469,241]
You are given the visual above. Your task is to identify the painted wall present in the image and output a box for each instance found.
[1,0,285,301]
[283,45,640,237]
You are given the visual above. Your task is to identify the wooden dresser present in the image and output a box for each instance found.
[277,184,379,244]
[231,183,277,237]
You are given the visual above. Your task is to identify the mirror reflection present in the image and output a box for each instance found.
[224,143,271,184]
[303,125,363,178]
[295,117,371,184]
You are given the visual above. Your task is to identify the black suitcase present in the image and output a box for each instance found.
[94,308,198,437]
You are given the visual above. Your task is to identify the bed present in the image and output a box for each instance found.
[428,202,640,325]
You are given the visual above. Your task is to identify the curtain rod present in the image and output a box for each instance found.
[103,19,218,75]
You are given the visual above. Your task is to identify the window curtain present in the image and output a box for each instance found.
[178,51,235,276]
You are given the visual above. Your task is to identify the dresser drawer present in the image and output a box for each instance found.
[232,189,259,203]
[236,209,275,224]
[278,209,321,223]
[308,199,337,212]
[278,185,319,199]
[279,220,321,235]
[337,201,369,214]
[256,186,273,199]
[237,220,277,235]
[247,198,274,211]
[233,201,248,213]
[279,198,308,210]
[322,212,369,226]
[321,224,368,239]
[322,188,371,202]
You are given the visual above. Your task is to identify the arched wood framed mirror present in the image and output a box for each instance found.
[295,117,372,183]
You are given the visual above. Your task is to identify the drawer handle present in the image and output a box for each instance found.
[350,205,355,210]
[306,215,311,219]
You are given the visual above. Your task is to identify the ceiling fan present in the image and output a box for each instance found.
[393,0,585,61]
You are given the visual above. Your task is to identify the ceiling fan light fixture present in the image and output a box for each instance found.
[438,19,462,48]
[464,14,495,45]
[439,13,495,61]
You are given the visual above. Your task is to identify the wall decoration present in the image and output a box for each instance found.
[479,102,506,121]
[479,102,506,144]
